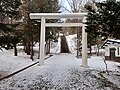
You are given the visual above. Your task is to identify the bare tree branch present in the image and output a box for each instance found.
[60,5,72,13]
[66,0,73,12]
[64,0,88,13]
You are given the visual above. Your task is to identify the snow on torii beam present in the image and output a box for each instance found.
[30,13,88,67]
[30,13,87,19]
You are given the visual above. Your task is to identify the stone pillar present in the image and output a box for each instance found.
[39,17,45,65]
[81,17,88,67]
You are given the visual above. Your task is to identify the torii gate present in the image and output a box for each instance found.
[30,13,88,67]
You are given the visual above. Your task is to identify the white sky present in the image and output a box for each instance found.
[59,0,120,13]
[59,0,101,13]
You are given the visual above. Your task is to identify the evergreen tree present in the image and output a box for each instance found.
[96,0,120,39]
[85,4,100,55]
[20,0,60,59]
[0,0,21,54]
[85,0,120,55]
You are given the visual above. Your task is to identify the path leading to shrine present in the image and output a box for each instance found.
[0,53,120,90]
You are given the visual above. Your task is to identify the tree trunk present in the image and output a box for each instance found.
[30,36,34,61]
[97,44,99,56]
[48,39,51,54]
[90,44,92,56]
[46,41,49,55]
[46,40,50,55]
[26,42,31,55]
[13,44,17,56]
[76,30,80,58]
[45,42,48,55]
[23,41,27,53]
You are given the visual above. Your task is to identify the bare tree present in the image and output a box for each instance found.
[60,0,89,56]
[60,0,90,13]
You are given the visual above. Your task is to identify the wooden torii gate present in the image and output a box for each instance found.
[30,13,88,67]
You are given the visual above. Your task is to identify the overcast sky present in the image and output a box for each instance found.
[59,0,120,13]
[59,0,94,13]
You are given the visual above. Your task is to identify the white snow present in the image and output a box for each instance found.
[66,34,77,53]
[88,56,120,71]
[108,39,120,43]
[0,34,120,89]
[50,37,61,53]
[0,53,120,89]
[0,49,35,73]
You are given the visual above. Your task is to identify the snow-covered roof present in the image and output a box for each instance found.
[101,39,120,48]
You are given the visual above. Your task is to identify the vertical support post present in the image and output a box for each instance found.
[81,17,88,67]
[39,17,45,65]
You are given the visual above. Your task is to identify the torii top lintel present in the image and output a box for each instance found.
[30,13,87,19]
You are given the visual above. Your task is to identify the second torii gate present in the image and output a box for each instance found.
[30,13,88,67]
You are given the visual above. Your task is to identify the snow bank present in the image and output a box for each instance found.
[0,49,35,73]
[50,37,61,53]
[66,34,77,53]
[88,56,120,71]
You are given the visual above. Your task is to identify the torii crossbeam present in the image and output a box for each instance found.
[30,13,88,67]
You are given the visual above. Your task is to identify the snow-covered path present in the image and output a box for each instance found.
[0,53,120,90]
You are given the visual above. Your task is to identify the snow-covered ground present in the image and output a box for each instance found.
[0,53,120,90]
[0,34,120,90]
[0,49,35,76]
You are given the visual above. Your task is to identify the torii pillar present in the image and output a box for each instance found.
[81,17,88,67]
[39,17,45,65]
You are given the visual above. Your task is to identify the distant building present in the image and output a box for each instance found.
[102,39,120,62]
